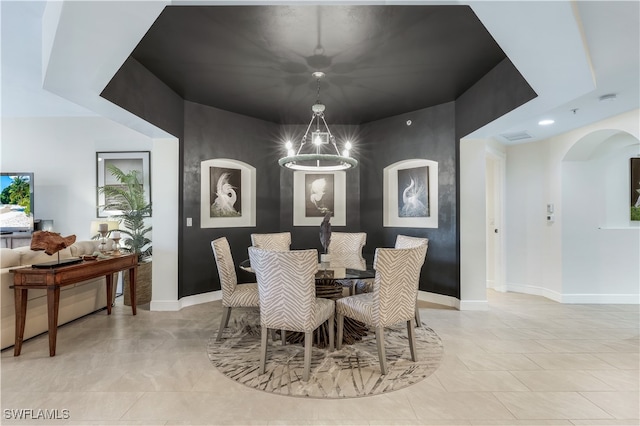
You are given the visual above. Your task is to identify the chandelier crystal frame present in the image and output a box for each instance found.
[278,72,358,171]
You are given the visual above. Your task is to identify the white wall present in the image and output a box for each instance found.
[460,138,488,310]
[1,116,152,237]
[1,116,180,309]
[505,109,640,303]
[562,133,640,303]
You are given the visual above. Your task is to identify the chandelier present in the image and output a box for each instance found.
[278,72,358,171]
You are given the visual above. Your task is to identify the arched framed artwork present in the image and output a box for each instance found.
[383,159,438,228]
[293,171,346,226]
[200,158,256,228]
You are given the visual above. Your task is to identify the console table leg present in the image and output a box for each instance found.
[105,273,113,315]
[47,286,61,357]
[13,288,28,356]
[129,266,137,316]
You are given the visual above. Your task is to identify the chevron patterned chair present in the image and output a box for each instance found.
[248,246,335,382]
[394,235,429,327]
[250,232,291,251]
[327,232,367,295]
[250,232,292,342]
[336,244,428,375]
[211,237,260,342]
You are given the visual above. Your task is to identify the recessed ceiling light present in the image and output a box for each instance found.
[538,119,555,126]
[599,93,617,102]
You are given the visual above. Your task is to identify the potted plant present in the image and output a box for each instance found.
[98,164,152,305]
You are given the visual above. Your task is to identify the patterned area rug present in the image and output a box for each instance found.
[207,309,443,398]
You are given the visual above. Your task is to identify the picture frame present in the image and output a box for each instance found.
[293,171,346,226]
[631,157,640,221]
[383,158,438,228]
[97,151,151,218]
[201,158,256,228]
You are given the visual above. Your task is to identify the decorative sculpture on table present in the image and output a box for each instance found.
[319,211,332,266]
[30,231,76,256]
[30,231,81,268]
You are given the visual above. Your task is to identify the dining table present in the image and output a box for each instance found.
[239,254,375,348]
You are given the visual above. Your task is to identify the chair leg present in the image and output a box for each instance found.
[281,328,286,346]
[336,313,344,350]
[259,326,268,375]
[303,331,313,381]
[407,320,417,362]
[375,326,387,375]
[414,305,421,327]
[328,314,335,351]
[216,307,232,342]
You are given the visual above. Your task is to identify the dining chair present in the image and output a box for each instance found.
[211,237,260,342]
[327,232,367,295]
[250,232,291,251]
[248,246,335,382]
[336,244,427,375]
[394,235,429,327]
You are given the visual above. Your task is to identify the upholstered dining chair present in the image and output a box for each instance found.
[327,232,367,295]
[248,246,335,382]
[394,235,429,326]
[211,237,260,342]
[336,244,428,375]
[250,232,291,251]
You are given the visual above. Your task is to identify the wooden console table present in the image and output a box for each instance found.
[9,253,138,357]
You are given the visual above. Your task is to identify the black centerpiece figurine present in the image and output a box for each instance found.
[319,211,332,255]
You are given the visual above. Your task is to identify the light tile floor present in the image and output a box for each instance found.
[1,290,638,425]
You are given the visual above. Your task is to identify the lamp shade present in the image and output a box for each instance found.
[89,220,119,239]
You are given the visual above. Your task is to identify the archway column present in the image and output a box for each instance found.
[460,138,488,310]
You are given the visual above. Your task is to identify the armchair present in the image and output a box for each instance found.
[248,247,334,381]
[336,244,427,375]
[211,237,259,342]
[250,232,291,251]
[394,234,429,326]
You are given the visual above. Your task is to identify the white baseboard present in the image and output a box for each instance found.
[417,291,460,310]
[150,285,640,312]
[502,283,639,304]
[155,290,463,311]
[416,291,488,311]
[150,290,221,311]
[561,293,640,304]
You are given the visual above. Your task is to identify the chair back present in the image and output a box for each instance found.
[250,232,291,251]
[248,247,319,332]
[395,234,429,250]
[211,237,238,305]
[328,232,366,255]
[372,245,427,326]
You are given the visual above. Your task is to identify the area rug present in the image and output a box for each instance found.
[207,309,443,398]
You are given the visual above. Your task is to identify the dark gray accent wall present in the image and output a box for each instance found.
[101,54,535,303]
[101,57,184,139]
[359,102,459,297]
[456,58,537,138]
[181,101,281,297]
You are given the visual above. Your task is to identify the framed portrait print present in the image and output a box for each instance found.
[383,158,438,228]
[293,171,346,226]
[97,151,151,218]
[201,158,256,228]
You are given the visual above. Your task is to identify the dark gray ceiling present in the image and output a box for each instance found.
[131,5,507,125]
